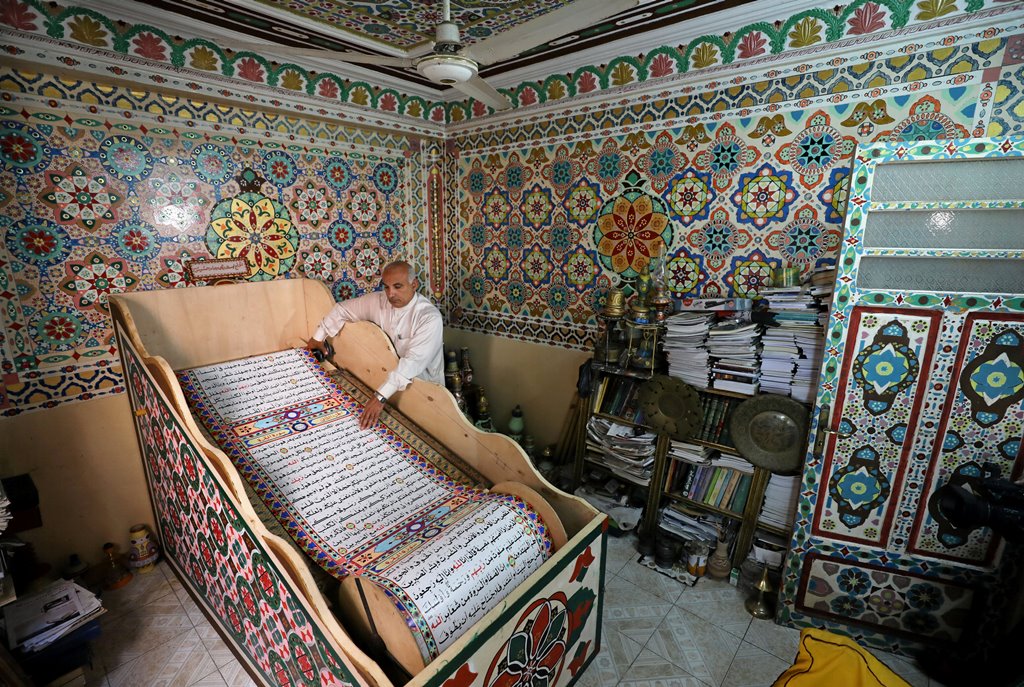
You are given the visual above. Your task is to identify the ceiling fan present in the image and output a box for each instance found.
[224,0,639,111]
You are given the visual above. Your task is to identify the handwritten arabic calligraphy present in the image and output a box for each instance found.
[178,348,554,660]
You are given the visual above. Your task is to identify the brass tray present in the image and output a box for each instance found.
[728,394,809,473]
[637,375,702,441]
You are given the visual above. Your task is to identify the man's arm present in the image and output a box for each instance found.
[307,293,380,350]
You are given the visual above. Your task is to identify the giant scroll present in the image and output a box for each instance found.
[177,348,556,666]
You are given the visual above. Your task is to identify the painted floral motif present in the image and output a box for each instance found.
[350,239,384,282]
[36,311,82,349]
[837,568,870,595]
[0,123,50,174]
[541,278,576,319]
[332,277,358,303]
[521,186,553,228]
[483,597,569,687]
[666,253,703,296]
[113,221,160,261]
[521,245,552,286]
[852,320,920,415]
[297,243,337,282]
[261,150,299,187]
[323,157,354,193]
[818,168,850,225]
[156,249,202,289]
[99,135,154,181]
[638,131,684,192]
[877,96,969,142]
[683,207,751,273]
[727,251,775,297]
[372,161,399,194]
[462,159,492,197]
[343,184,382,228]
[667,171,714,224]
[327,217,356,253]
[829,445,891,528]
[541,221,578,257]
[594,172,672,280]
[542,145,582,198]
[584,139,625,192]
[563,180,600,226]
[765,205,840,265]
[907,583,943,611]
[59,250,139,312]
[484,246,511,280]
[502,153,533,200]
[564,248,597,290]
[960,329,1024,427]
[501,279,532,312]
[483,190,512,226]
[732,164,796,227]
[40,164,123,232]
[190,143,235,185]
[377,218,401,249]
[775,112,856,188]
[206,193,298,281]
[289,180,334,228]
[146,173,207,234]
[694,123,759,191]
[5,219,71,266]
[867,587,906,616]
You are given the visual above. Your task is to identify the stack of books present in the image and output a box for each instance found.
[761,321,825,403]
[668,438,714,465]
[4,579,105,652]
[585,417,658,484]
[696,392,742,446]
[666,454,755,515]
[806,265,837,326]
[758,473,801,530]
[596,376,645,425]
[707,319,762,394]
[664,312,715,388]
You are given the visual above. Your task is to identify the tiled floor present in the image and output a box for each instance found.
[80,535,941,686]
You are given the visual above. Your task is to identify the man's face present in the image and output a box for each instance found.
[382,266,417,308]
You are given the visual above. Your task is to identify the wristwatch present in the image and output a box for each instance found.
[375,392,387,404]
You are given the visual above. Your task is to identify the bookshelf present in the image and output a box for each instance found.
[659,386,773,568]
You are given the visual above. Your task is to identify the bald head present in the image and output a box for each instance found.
[381,261,418,308]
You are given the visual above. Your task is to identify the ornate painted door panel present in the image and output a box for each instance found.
[779,135,1024,652]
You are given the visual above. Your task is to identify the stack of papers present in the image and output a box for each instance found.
[668,439,714,465]
[758,473,801,530]
[658,505,722,543]
[585,417,657,484]
[761,321,825,403]
[4,579,105,652]
[708,319,762,394]
[664,312,715,388]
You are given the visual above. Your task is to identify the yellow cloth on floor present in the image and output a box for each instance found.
[772,628,912,687]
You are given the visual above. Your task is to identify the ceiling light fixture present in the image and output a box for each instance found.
[414,53,478,85]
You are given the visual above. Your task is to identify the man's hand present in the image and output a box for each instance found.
[307,339,327,356]
[360,395,385,430]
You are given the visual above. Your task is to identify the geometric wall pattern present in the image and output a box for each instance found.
[1,3,1023,426]
[0,81,431,415]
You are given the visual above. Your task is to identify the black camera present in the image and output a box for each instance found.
[933,463,1024,544]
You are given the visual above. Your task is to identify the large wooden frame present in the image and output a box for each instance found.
[110,279,607,687]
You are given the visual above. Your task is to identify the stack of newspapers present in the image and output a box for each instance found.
[4,579,105,652]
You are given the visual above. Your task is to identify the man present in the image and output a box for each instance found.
[308,260,444,430]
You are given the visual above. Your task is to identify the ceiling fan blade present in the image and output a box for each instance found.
[453,76,512,111]
[224,41,414,67]
[466,0,640,65]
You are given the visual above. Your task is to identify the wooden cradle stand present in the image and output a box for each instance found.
[110,279,607,687]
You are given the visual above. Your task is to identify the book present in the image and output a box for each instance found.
[729,473,753,513]
[705,469,725,506]
[719,470,741,509]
